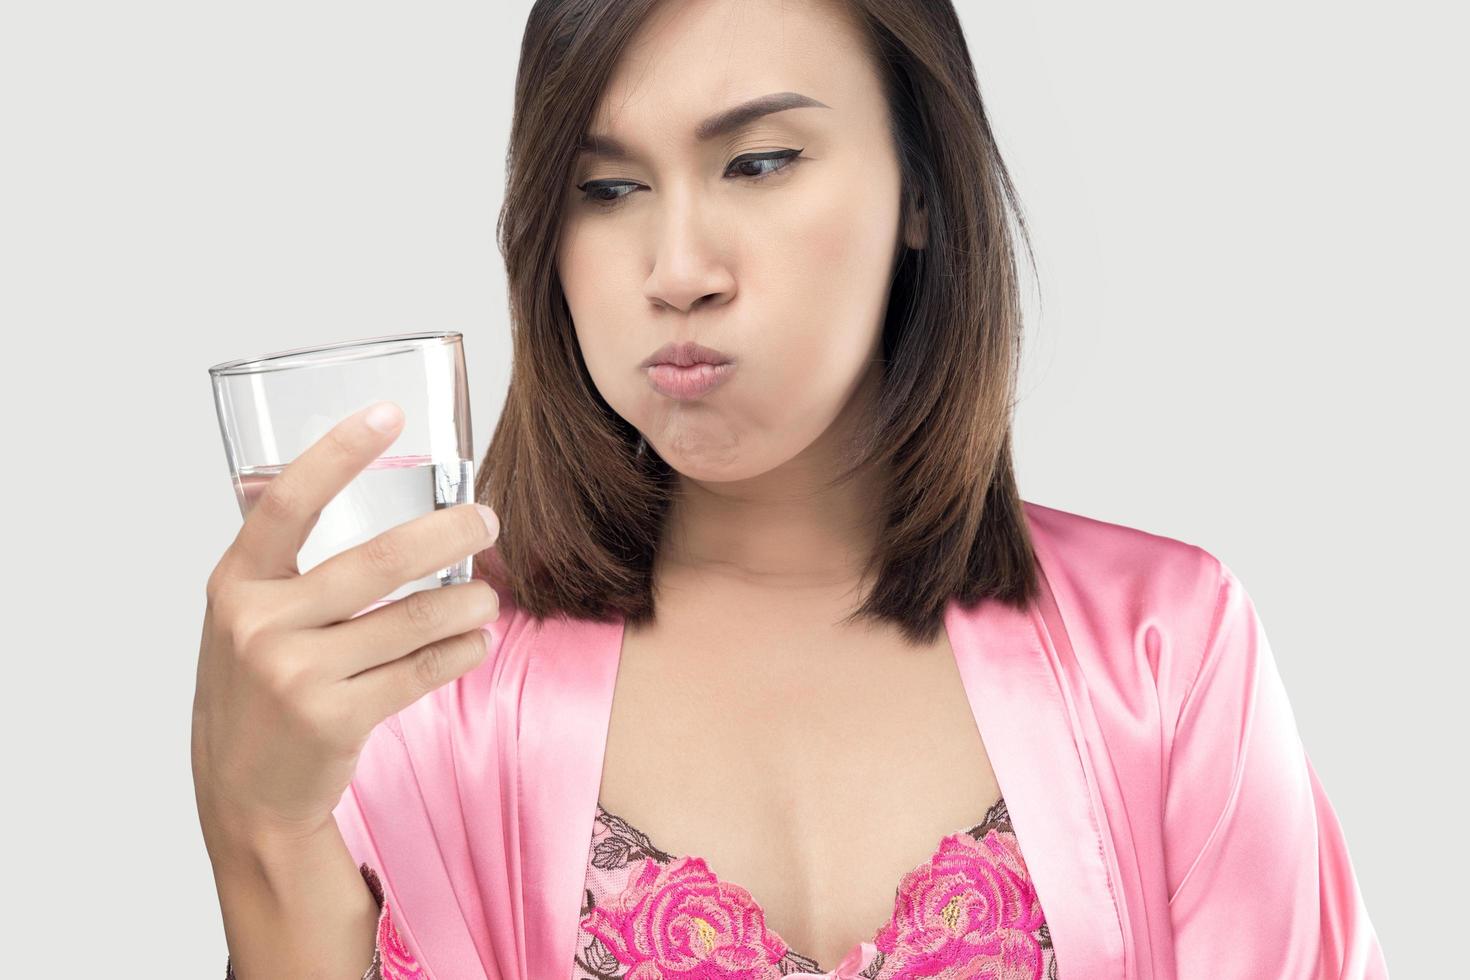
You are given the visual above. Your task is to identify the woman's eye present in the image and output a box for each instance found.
[576,148,804,210]
[726,148,803,180]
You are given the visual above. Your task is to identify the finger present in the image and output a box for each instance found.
[229,401,406,580]
[345,627,493,734]
[292,501,500,627]
[320,580,500,679]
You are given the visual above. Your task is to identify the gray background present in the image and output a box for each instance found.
[2,1,1460,974]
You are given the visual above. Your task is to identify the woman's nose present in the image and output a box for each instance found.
[638,184,738,312]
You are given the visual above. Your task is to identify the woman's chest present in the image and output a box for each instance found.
[594,605,1004,972]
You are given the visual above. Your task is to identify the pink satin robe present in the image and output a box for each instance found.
[329,499,1389,979]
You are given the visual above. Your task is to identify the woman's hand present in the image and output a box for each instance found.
[191,401,501,850]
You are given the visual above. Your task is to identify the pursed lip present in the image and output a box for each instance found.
[640,341,734,369]
[645,361,736,400]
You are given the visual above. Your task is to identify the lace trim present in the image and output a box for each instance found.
[576,796,1059,980]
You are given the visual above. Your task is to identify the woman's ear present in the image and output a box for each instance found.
[902,188,928,250]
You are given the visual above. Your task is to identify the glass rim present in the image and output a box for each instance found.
[208,331,463,378]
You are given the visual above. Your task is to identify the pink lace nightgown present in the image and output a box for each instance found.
[225,794,1056,980]
[574,793,1056,980]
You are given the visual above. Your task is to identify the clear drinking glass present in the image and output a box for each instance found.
[209,331,475,605]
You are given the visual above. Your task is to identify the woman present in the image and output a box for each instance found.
[202,0,1388,977]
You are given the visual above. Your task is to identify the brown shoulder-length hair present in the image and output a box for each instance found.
[475,0,1040,645]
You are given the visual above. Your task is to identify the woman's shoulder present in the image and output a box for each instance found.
[1021,497,1230,620]
[1017,498,1243,700]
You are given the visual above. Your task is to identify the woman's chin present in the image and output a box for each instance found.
[652,442,766,482]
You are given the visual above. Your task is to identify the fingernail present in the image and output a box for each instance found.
[365,401,403,432]
[476,505,499,538]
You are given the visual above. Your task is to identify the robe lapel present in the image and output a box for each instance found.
[517,612,626,979]
[945,567,1129,979]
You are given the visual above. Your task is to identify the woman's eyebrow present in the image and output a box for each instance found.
[577,91,829,161]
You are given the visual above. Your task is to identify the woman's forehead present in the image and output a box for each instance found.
[586,0,877,138]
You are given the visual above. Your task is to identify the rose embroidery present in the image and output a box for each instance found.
[580,855,790,979]
[872,830,1046,979]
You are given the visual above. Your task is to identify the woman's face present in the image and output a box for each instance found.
[556,0,923,483]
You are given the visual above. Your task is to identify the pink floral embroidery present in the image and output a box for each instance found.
[580,854,791,979]
[873,829,1046,979]
[379,900,428,980]
[575,797,1057,980]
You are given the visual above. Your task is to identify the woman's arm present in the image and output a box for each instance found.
[206,811,380,980]
[1164,561,1389,978]
[217,838,425,979]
